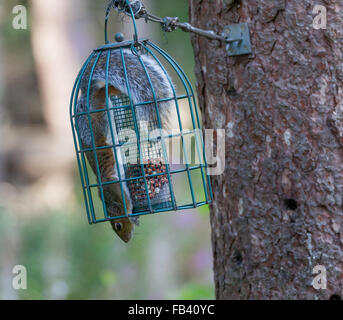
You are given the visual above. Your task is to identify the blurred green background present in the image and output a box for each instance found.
[0,0,214,299]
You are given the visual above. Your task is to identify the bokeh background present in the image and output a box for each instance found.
[0,0,214,299]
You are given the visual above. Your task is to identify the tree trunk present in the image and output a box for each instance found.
[189,0,343,299]
[31,0,87,140]
[26,0,91,212]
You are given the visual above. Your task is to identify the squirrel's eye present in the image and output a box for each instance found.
[115,222,123,231]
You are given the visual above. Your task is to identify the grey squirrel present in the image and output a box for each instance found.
[76,48,174,242]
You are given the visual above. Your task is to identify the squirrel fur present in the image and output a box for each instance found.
[76,48,174,242]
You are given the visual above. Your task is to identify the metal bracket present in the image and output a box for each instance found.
[223,23,252,57]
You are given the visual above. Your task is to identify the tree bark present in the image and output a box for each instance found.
[189,0,343,299]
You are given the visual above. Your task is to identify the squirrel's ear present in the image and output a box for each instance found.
[130,217,140,226]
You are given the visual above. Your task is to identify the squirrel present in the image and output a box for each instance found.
[76,48,174,242]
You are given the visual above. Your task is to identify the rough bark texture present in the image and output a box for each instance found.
[189,0,343,299]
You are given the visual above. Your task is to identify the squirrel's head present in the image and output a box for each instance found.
[110,217,134,243]
[102,181,135,243]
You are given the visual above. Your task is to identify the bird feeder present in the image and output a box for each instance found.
[70,1,214,225]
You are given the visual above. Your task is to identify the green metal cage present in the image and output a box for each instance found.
[70,1,212,224]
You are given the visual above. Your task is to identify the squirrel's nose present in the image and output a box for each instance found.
[120,233,132,243]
